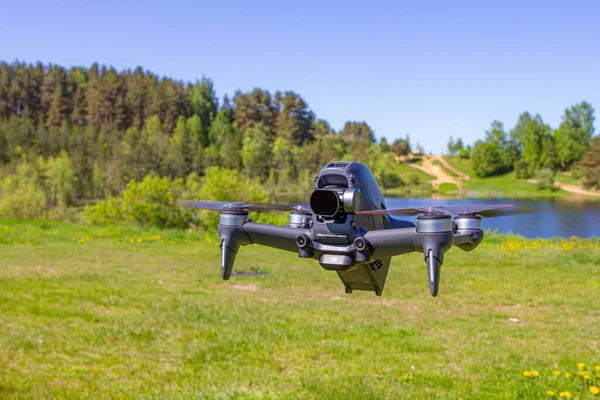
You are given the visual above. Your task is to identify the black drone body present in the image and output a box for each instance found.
[172,161,526,297]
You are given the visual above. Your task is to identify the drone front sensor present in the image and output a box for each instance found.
[170,161,530,297]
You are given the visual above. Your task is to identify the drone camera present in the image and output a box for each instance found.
[309,188,363,217]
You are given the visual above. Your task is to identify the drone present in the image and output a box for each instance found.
[171,161,527,297]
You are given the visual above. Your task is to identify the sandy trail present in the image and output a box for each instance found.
[405,155,466,189]
[526,179,600,197]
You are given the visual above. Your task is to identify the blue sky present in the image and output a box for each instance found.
[1,0,598,153]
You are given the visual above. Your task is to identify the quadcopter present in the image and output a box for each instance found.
[171,161,527,297]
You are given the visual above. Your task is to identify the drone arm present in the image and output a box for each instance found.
[363,227,418,258]
[240,222,310,253]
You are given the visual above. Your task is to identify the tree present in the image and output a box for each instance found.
[509,111,533,152]
[390,138,410,156]
[313,119,334,136]
[125,67,147,131]
[165,116,188,178]
[555,101,595,170]
[521,116,552,177]
[379,137,390,153]
[581,136,600,189]
[447,136,456,155]
[275,91,315,145]
[46,150,76,206]
[470,121,513,177]
[339,121,375,142]
[455,138,465,153]
[188,77,218,140]
[233,88,277,132]
[471,140,501,178]
[272,137,294,185]
[221,123,243,171]
[241,123,273,182]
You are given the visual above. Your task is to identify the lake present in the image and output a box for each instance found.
[384,197,600,238]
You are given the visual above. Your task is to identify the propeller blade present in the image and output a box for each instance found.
[169,201,249,211]
[431,204,529,217]
[169,200,311,214]
[357,204,531,218]
[357,208,423,216]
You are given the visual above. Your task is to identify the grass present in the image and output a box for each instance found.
[555,172,583,186]
[393,162,435,182]
[1,219,600,399]
[437,183,459,197]
[443,156,569,199]
[432,160,459,178]
[444,156,475,178]
[462,174,566,199]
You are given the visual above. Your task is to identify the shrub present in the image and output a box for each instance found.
[85,175,198,229]
[0,161,47,219]
[535,168,557,191]
[407,173,420,185]
[84,167,280,229]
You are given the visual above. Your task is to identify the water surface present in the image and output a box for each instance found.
[384,197,600,238]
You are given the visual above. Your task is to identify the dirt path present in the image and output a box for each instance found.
[527,179,600,197]
[432,156,470,180]
[406,155,465,189]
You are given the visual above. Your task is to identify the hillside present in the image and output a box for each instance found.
[443,155,600,198]
[400,155,600,199]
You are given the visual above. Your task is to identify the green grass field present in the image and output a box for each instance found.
[432,160,459,178]
[555,172,583,186]
[462,174,566,199]
[393,162,435,182]
[443,156,568,199]
[443,156,476,178]
[1,220,600,399]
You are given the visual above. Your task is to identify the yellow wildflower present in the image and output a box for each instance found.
[547,391,556,396]
[523,371,532,377]
[559,392,572,398]
[532,370,539,377]
[584,374,591,380]
[578,371,586,377]
[565,372,571,378]
[578,362,585,370]
[137,238,141,243]
[590,386,600,395]
[596,366,600,372]
[552,370,561,376]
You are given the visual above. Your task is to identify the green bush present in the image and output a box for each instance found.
[407,173,420,185]
[535,168,557,191]
[85,175,198,229]
[0,161,47,219]
[84,167,284,229]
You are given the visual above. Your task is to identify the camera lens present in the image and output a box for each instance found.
[309,190,340,217]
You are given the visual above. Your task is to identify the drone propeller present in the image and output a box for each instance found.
[357,204,530,218]
[169,200,312,214]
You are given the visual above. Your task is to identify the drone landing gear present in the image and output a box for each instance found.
[425,249,442,297]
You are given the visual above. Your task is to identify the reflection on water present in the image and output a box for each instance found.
[384,198,600,238]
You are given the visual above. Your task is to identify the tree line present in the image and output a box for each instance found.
[0,61,416,220]
[446,102,599,189]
